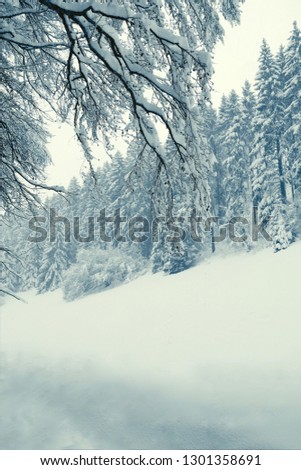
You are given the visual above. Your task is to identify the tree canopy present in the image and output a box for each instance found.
[1,0,245,215]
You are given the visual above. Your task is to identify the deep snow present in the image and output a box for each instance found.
[0,243,300,449]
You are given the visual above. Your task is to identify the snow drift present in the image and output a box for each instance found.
[0,243,300,449]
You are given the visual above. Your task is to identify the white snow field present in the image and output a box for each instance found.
[1,243,300,450]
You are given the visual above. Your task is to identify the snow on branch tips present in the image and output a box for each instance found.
[1,0,245,216]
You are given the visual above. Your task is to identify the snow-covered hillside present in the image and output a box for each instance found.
[1,243,300,450]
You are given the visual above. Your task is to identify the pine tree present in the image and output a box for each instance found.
[240,81,257,228]
[37,229,70,294]
[284,22,301,211]
[203,104,219,209]
[215,95,234,221]
[122,138,155,258]
[274,45,289,204]
[22,239,44,291]
[37,198,71,293]
[215,90,254,249]
[67,177,82,217]
[150,136,202,273]
[251,40,292,251]
[223,93,245,215]
[107,152,127,206]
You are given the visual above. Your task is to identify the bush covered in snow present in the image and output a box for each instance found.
[63,247,147,301]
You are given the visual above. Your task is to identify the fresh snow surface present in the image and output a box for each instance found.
[1,243,300,450]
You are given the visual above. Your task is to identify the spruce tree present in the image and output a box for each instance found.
[241,81,257,227]
[251,40,292,251]
[37,197,71,293]
[215,95,233,221]
[284,22,301,210]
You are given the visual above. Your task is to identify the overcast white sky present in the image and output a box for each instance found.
[46,0,300,187]
[211,0,300,107]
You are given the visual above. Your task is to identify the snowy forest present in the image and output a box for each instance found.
[1,0,301,454]
[2,15,301,302]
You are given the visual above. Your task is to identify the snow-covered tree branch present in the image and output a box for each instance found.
[1,0,245,216]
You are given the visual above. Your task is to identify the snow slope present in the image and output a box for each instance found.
[1,243,300,449]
